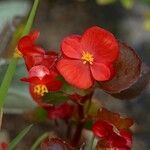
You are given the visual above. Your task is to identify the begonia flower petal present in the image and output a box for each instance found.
[90,63,112,81]
[61,35,82,59]
[57,59,93,89]
[81,26,119,63]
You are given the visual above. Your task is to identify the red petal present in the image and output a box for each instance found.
[29,31,40,42]
[90,63,112,81]
[81,26,119,63]
[47,80,62,91]
[18,36,33,52]
[21,77,42,84]
[92,120,113,138]
[46,103,74,119]
[61,35,82,59]
[57,59,93,89]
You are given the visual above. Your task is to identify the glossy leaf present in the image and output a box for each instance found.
[97,108,134,130]
[43,91,68,105]
[111,65,150,100]
[99,42,141,93]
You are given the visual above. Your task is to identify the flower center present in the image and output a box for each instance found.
[13,48,23,58]
[33,84,48,96]
[81,51,94,64]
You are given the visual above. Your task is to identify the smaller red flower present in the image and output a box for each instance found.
[45,103,74,120]
[57,26,119,89]
[21,65,62,106]
[17,31,59,71]
[17,31,45,56]
[92,120,132,150]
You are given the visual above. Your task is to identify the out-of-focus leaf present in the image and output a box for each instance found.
[97,108,134,130]
[144,12,150,30]
[31,132,49,150]
[7,124,33,150]
[40,138,75,150]
[111,65,150,100]
[43,91,68,106]
[120,0,134,9]
[84,120,93,130]
[24,107,47,122]
[84,101,101,116]
[99,42,141,93]
[96,0,116,5]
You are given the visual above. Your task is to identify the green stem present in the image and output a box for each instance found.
[0,0,40,109]
[30,132,49,150]
[22,0,39,36]
[88,134,95,150]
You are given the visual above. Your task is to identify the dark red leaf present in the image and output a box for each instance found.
[99,42,141,93]
[97,108,134,130]
[111,64,150,100]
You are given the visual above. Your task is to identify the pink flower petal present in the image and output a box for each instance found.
[90,63,111,81]
[57,59,93,89]
[61,35,82,59]
[81,26,119,63]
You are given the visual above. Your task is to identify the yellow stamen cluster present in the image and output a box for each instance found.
[81,51,94,64]
[13,48,22,58]
[33,84,48,96]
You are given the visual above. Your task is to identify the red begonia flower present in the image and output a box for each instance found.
[57,26,119,89]
[21,65,62,106]
[45,103,74,120]
[92,120,132,150]
[17,31,45,56]
[17,31,59,70]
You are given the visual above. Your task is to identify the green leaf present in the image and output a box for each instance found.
[63,83,89,97]
[96,0,116,5]
[120,0,134,9]
[43,91,68,105]
[7,124,33,150]
[34,107,47,122]
[31,132,49,150]
[84,120,93,130]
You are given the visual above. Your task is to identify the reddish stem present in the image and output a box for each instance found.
[71,104,84,147]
